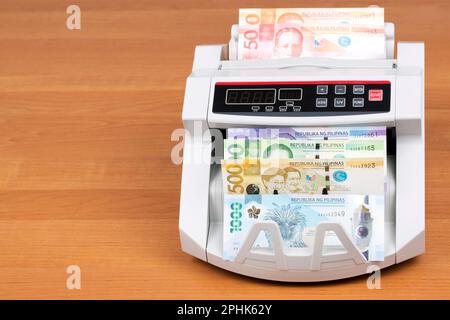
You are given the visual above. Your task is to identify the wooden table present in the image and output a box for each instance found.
[0,0,448,299]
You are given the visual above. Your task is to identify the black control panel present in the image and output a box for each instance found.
[212,81,391,116]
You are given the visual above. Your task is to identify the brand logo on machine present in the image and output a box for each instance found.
[333,170,348,182]
[230,202,243,233]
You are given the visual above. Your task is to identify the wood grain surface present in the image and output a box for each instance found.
[0,0,449,299]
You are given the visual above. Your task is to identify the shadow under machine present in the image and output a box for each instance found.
[179,22,425,282]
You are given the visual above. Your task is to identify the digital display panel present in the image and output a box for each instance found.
[214,81,391,115]
[278,88,303,101]
[225,89,276,105]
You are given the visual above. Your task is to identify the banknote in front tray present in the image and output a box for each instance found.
[227,127,387,140]
[222,158,385,195]
[239,8,385,60]
[223,194,384,261]
[224,138,386,160]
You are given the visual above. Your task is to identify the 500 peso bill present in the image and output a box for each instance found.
[222,157,385,195]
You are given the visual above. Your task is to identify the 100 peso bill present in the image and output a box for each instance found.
[224,138,386,160]
[222,157,385,195]
[239,7,385,60]
[223,193,385,261]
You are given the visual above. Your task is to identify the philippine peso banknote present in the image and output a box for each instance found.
[224,138,386,160]
[238,8,385,60]
[222,157,385,195]
[227,127,387,140]
[223,194,385,261]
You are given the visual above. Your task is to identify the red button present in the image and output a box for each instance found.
[369,90,383,101]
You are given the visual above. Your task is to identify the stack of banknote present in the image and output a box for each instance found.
[238,7,386,60]
[222,127,387,262]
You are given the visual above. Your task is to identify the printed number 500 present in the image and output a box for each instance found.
[226,164,244,193]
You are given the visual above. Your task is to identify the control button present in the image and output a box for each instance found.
[251,106,260,112]
[334,98,346,108]
[265,106,274,112]
[369,89,383,101]
[352,98,365,108]
[316,98,328,108]
[293,106,302,112]
[279,106,288,112]
[285,101,295,106]
[317,85,328,95]
[335,85,346,94]
[353,85,365,94]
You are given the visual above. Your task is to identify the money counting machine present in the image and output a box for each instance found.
[179,23,425,282]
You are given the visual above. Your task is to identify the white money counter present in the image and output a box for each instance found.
[178,23,425,282]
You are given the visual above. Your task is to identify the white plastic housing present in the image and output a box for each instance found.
[179,23,425,281]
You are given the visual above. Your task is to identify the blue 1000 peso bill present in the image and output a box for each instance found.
[223,194,385,262]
